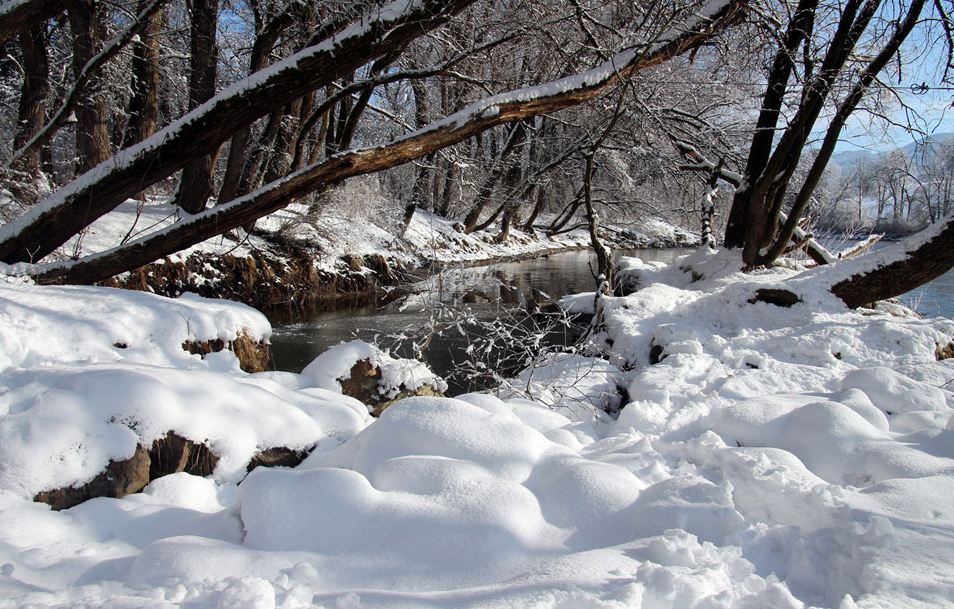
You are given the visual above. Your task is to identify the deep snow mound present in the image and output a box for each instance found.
[2,251,954,608]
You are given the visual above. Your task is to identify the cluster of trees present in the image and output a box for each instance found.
[816,137,954,234]
[0,0,952,308]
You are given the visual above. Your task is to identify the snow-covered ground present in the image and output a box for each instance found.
[1,244,954,608]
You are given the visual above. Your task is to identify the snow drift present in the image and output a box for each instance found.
[1,248,954,608]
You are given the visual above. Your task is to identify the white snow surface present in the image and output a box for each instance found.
[2,246,954,608]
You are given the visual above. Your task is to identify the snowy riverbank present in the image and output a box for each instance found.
[1,246,953,608]
[39,196,695,313]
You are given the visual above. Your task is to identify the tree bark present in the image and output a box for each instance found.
[724,0,880,266]
[520,187,545,232]
[0,0,482,264]
[463,120,528,232]
[122,0,162,149]
[761,0,926,265]
[12,25,49,178]
[121,0,162,200]
[217,11,295,205]
[830,215,954,308]
[4,24,49,208]
[171,0,220,214]
[722,0,819,250]
[402,76,432,229]
[582,151,612,293]
[8,0,166,170]
[69,0,111,174]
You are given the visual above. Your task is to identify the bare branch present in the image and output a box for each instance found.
[27,0,750,284]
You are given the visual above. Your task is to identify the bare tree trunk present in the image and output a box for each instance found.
[463,120,527,232]
[582,151,612,293]
[12,25,49,177]
[217,11,294,205]
[520,187,544,232]
[5,24,49,208]
[69,0,111,174]
[121,0,162,200]
[546,191,585,236]
[172,0,220,214]
[725,0,889,267]
[723,0,819,251]
[403,76,432,229]
[261,99,303,186]
[439,156,457,218]
[700,161,721,247]
[0,0,72,46]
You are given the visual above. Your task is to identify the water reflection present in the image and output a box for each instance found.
[268,249,689,387]
[269,244,953,388]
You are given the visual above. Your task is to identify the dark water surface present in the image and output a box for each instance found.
[268,246,954,384]
[267,249,687,386]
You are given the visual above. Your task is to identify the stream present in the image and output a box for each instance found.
[268,249,686,393]
[269,245,954,393]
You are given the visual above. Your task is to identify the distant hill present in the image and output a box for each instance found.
[830,132,953,169]
[830,148,878,168]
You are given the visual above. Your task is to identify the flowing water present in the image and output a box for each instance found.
[268,245,954,389]
[268,249,686,392]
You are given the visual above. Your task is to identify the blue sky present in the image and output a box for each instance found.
[836,20,954,152]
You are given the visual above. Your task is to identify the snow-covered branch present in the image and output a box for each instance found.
[0,0,479,265]
[25,0,750,285]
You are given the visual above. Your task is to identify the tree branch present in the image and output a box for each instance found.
[5,0,169,169]
[0,0,480,265]
[26,0,750,284]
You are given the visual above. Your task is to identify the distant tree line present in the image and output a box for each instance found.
[814,138,954,235]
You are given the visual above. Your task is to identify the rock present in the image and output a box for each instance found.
[363,254,392,282]
[369,384,444,417]
[341,254,364,272]
[149,432,218,479]
[339,359,381,405]
[34,432,221,510]
[748,288,801,308]
[34,445,152,511]
[182,330,269,372]
[337,357,445,417]
[247,447,311,472]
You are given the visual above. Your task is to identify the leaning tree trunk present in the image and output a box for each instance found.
[172,0,220,214]
[829,214,954,309]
